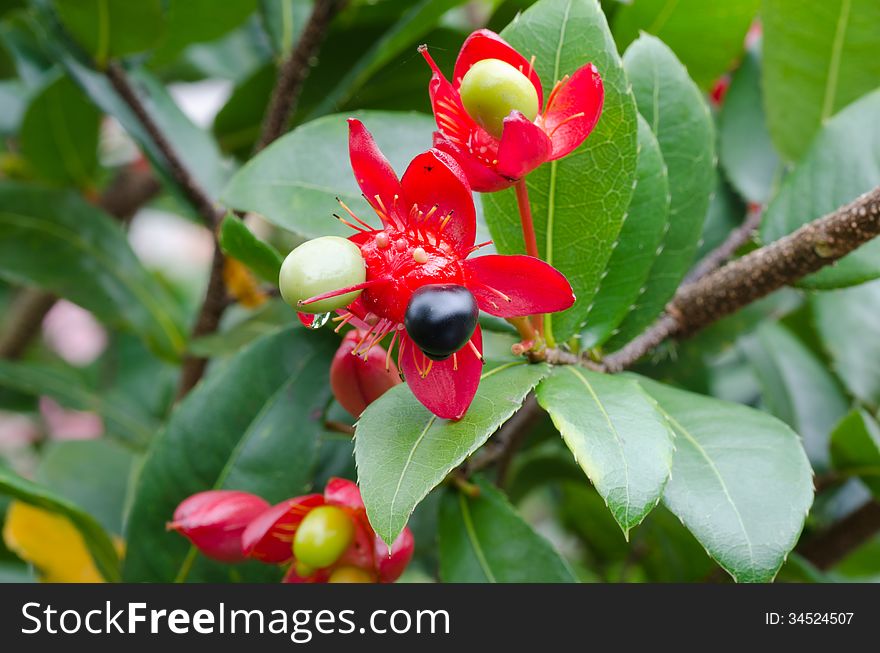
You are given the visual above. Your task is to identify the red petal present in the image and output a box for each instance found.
[282,566,329,583]
[337,512,376,571]
[542,63,604,159]
[420,46,481,148]
[240,494,324,564]
[464,255,575,317]
[296,312,317,328]
[376,527,415,583]
[347,118,402,226]
[323,477,364,510]
[433,132,511,192]
[453,29,543,108]
[168,490,269,563]
[495,112,552,180]
[400,149,476,256]
[399,327,483,420]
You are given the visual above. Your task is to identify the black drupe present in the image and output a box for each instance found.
[404,284,479,361]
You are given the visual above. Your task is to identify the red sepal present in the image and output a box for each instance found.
[542,63,604,160]
[376,527,415,583]
[240,494,325,564]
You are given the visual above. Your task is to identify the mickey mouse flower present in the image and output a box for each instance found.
[278,119,575,420]
[171,479,414,583]
[419,29,604,192]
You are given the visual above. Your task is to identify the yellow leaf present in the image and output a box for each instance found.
[2,501,123,583]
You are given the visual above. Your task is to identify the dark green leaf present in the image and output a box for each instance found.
[739,322,848,470]
[536,366,673,534]
[355,361,550,545]
[762,0,880,161]
[0,466,121,582]
[581,115,669,348]
[812,280,880,406]
[124,326,336,582]
[695,176,746,261]
[260,0,312,55]
[830,409,880,498]
[150,0,258,66]
[0,11,54,89]
[213,62,274,157]
[0,182,188,360]
[605,35,715,350]
[20,72,101,186]
[50,0,165,66]
[438,478,575,582]
[36,439,135,536]
[0,360,156,448]
[0,79,26,134]
[718,47,781,204]
[482,0,638,343]
[612,0,759,89]
[307,0,467,119]
[637,376,814,582]
[219,213,284,283]
[760,89,880,288]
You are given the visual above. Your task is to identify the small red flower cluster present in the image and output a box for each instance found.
[169,478,414,583]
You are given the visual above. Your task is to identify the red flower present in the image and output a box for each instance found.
[330,328,401,417]
[167,490,270,563]
[298,119,575,420]
[241,478,414,584]
[419,29,604,192]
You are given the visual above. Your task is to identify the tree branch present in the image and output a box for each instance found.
[0,166,160,360]
[255,0,345,152]
[684,204,763,283]
[602,186,880,372]
[798,500,880,570]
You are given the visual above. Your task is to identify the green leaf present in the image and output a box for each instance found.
[19,72,101,186]
[260,0,312,55]
[307,0,467,119]
[718,47,781,204]
[0,182,187,360]
[637,376,814,582]
[739,322,849,471]
[0,11,54,89]
[830,409,880,498]
[36,439,135,536]
[482,0,638,344]
[605,35,715,351]
[124,326,336,582]
[189,299,292,357]
[695,176,746,260]
[812,280,880,406]
[355,361,550,546]
[762,0,880,161]
[612,0,759,89]
[0,79,26,134]
[222,111,434,238]
[219,214,284,283]
[213,62,275,157]
[0,466,121,582]
[760,89,880,288]
[438,477,576,582]
[0,360,157,448]
[536,366,673,534]
[57,57,231,198]
[581,115,669,348]
[50,0,165,66]
[150,0,259,66]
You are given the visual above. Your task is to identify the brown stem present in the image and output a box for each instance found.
[602,185,880,371]
[0,166,160,360]
[105,64,223,229]
[255,0,345,152]
[685,204,763,283]
[798,500,880,570]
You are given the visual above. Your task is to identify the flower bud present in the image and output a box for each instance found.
[330,329,401,417]
[168,490,269,562]
[376,527,415,583]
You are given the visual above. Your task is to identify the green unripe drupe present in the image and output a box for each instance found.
[293,505,355,569]
[279,236,366,313]
[459,58,539,138]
